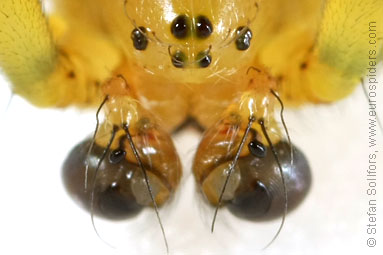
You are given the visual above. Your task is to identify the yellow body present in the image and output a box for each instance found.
[1,0,381,130]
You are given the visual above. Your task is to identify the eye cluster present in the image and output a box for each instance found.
[130,14,253,68]
[169,14,213,68]
[170,15,213,39]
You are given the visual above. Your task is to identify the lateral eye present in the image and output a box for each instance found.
[171,15,190,39]
[235,26,253,51]
[195,15,213,39]
[131,26,148,51]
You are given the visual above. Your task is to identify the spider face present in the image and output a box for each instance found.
[122,0,259,84]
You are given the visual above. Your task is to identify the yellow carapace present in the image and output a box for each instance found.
[1,0,382,252]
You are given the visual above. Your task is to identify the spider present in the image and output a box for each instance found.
[0,0,382,254]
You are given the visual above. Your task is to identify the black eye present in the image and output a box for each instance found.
[171,15,190,39]
[196,51,212,68]
[235,26,252,51]
[195,15,213,38]
[131,26,148,51]
[171,50,187,68]
[248,140,267,158]
[109,148,126,164]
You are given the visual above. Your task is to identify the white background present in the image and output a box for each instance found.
[0,69,382,255]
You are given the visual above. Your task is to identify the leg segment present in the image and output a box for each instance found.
[0,0,121,107]
[259,0,383,104]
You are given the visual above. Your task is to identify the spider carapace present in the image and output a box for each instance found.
[0,0,381,251]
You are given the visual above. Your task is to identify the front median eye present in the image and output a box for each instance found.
[195,15,213,39]
[131,26,148,51]
[171,15,190,39]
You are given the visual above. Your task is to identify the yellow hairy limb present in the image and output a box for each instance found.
[0,0,56,90]
[260,0,382,104]
[308,0,383,101]
[0,0,121,107]
[317,0,382,77]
